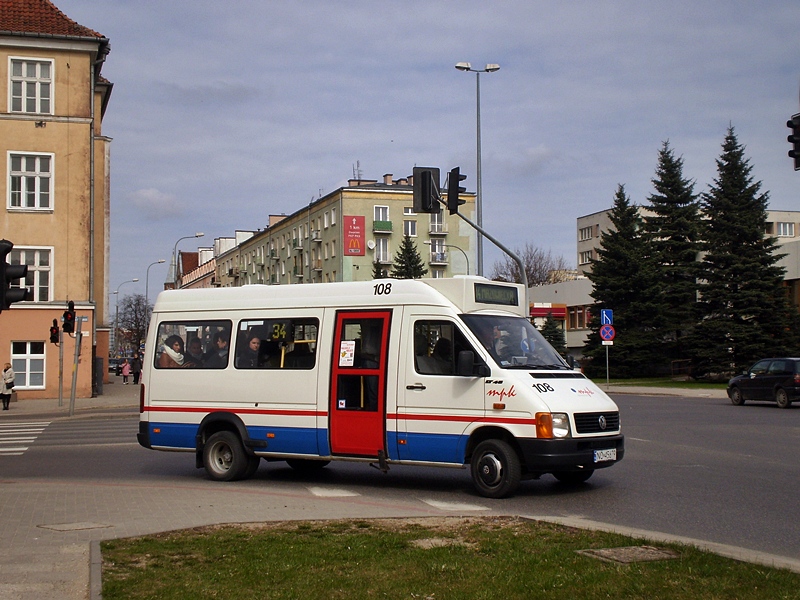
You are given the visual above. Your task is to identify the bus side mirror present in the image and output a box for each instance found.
[457,350,490,377]
[566,355,575,369]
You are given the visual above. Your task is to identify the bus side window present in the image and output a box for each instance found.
[154,321,231,369]
[414,320,467,376]
[234,318,318,370]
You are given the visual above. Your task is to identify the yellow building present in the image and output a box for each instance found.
[0,0,112,399]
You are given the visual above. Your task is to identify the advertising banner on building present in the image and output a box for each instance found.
[344,215,365,256]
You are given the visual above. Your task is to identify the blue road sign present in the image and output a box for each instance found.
[601,309,613,325]
[600,324,616,341]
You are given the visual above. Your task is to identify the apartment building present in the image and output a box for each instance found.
[207,172,476,288]
[1,0,112,398]
[576,207,800,276]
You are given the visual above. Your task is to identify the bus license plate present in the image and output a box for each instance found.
[594,448,616,463]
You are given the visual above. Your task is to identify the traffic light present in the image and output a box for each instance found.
[0,239,29,312]
[49,319,60,344]
[447,167,467,215]
[788,113,800,171]
[62,300,75,334]
[412,167,441,214]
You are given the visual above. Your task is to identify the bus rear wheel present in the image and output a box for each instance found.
[203,431,249,481]
[470,439,521,499]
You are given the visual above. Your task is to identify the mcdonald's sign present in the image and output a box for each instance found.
[345,215,365,256]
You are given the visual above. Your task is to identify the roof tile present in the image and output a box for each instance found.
[0,0,104,39]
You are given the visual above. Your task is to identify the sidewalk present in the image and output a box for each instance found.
[4,375,140,418]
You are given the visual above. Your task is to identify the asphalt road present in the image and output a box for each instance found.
[3,391,797,564]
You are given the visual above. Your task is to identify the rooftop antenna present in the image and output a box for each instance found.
[352,160,363,180]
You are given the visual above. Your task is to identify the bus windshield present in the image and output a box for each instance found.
[461,314,569,370]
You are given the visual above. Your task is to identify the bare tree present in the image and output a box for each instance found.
[118,293,150,354]
[490,243,573,285]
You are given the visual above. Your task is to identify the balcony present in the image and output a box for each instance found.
[293,266,303,278]
[373,220,393,233]
[375,254,393,265]
[429,251,448,265]
[312,260,322,272]
[429,223,448,235]
[311,230,322,242]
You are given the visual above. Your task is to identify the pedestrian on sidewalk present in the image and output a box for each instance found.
[131,352,142,385]
[121,358,131,384]
[1,362,15,410]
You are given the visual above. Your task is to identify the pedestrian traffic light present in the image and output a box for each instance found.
[412,167,441,214]
[62,300,75,334]
[49,319,60,344]
[788,113,800,171]
[447,167,467,215]
[0,238,29,312]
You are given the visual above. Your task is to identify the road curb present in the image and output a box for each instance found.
[90,541,102,600]
[523,515,800,574]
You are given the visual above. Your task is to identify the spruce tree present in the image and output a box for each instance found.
[643,141,701,366]
[391,235,428,279]
[691,126,800,377]
[539,312,566,357]
[372,261,388,279]
[585,185,661,377]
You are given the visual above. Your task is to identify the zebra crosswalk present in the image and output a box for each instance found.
[0,421,50,456]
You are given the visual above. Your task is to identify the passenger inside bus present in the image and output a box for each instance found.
[158,335,185,368]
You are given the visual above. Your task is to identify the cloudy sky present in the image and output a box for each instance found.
[61,0,800,297]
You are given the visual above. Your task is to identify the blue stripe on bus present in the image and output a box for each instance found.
[148,423,466,465]
[390,431,465,464]
[148,422,323,455]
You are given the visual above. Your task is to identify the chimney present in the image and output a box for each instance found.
[383,173,393,185]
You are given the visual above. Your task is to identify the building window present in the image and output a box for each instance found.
[374,205,389,222]
[376,237,390,263]
[10,247,51,301]
[578,250,592,265]
[403,220,417,237]
[11,341,46,389]
[579,226,593,241]
[324,212,329,229]
[10,58,52,114]
[430,211,445,233]
[9,153,52,210]
[331,208,336,226]
[431,268,445,279]
[331,240,336,258]
[777,222,795,237]
[404,207,416,216]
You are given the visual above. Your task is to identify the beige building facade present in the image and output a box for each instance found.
[1,1,112,399]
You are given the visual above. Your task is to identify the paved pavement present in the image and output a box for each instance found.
[0,380,778,600]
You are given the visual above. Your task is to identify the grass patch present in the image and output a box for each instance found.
[101,517,798,599]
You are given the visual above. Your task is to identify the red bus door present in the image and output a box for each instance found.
[329,310,391,457]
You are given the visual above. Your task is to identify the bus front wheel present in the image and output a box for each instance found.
[470,439,521,499]
[203,431,249,481]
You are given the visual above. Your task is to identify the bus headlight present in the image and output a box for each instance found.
[551,413,570,438]
[535,412,571,439]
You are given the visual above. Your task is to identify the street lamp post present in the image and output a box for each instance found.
[114,278,139,355]
[425,241,470,276]
[171,232,204,288]
[455,62,500,277]
[145,259,166,308]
